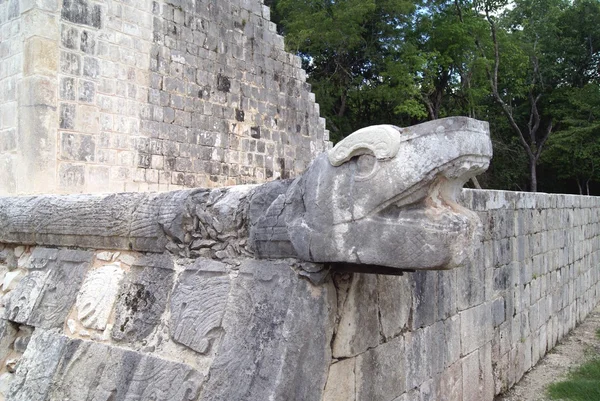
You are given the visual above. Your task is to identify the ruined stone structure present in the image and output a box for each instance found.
[2,0,600,399]
[0,0,329,195]
[252,117,493,272]
[0,183,599,400]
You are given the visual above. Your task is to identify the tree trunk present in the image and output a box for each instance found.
[586,179,591,196]
[530,159,537,192]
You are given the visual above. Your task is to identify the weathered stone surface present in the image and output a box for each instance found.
[7,329,68,401]
[169,259,230,354]
[27,249,93,329]
[0,187,254,257]
[112,264,174,343]
[5,271,49,324]
[0,319,17,364]
[46,339,203,401]
[0,191,199,252]
[332,273,380,358]
[322,359,356,401]
[28,247,59,269]
[4,248,90,328]
[249,179,296,258]
[252,117,492,272]
[199,260,335,401]
[76,262,125,330]
[378,275,412,339]
[460,302,493,356]
[356,335,406,400]
[2,0,330,195]
[61,0,102,28]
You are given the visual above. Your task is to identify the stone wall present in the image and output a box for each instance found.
[0,0,22,194]
[0,187,598,400]
[323,189,600,401]
[0,0,329,195]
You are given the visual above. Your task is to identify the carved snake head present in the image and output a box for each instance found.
[285,117,493,271]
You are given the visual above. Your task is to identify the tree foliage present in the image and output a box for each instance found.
[270,0,600,194]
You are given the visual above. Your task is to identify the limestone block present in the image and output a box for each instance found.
[4,270,49,324]
[7,329,68,401]
[377,275,411,339]
[200,260,335,401]
[444,315,462,368]
[61,0,102,28]
[27,249,93,328]
[28,247,59,270]
[0,319,17,364]
[461,350,481,401]
[44,337,203,400]
[21,9,59,38]
[123,351,203,400]
[322,359,356,401]
[251,117,492,272]
[412,271,438,329]
[58,163,85,190]
[0,191,198,252]
[439,361,463,401]
[456,259,485,310]
[75,104,100,134]
[169,259,230,354]
[60,132,96,162]
[332,273,380,358]
[111,265,174,343]
[76,262,125,330]
[404,327,433,390]
[356,336,406,400]
[460,302,493,356]
[16,104,58,194]
[23,37,58,77]
[19,76,56,107]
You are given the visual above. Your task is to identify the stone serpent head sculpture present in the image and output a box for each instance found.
[250,116,492,273]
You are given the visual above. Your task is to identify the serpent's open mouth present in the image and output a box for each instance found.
[369,155,489,230]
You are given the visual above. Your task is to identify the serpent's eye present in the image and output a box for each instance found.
[355,154,378,179]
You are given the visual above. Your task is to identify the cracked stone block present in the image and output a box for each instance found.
[0,319,17,364]
[5,270,50,324]
[5,249,91,326]
[200,260,335,401]
[7,329,68,401]
[27,249,93,329]
[332,273,380,358]
[356,335,406,400]
[322,359,356,401]
[170,259,229,354]
[111,265,174,343]
[378,275,411,339]
[47,339,203,401]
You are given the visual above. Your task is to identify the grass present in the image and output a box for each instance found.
[546,329,600,400]
[547,358,600,400]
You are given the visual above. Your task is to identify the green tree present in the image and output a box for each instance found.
[542,85,600,194]
[405,1,491,120]
[273,0,416,140]
[475,0,570,191]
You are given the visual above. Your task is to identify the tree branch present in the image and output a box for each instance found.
[535,119,553,161]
